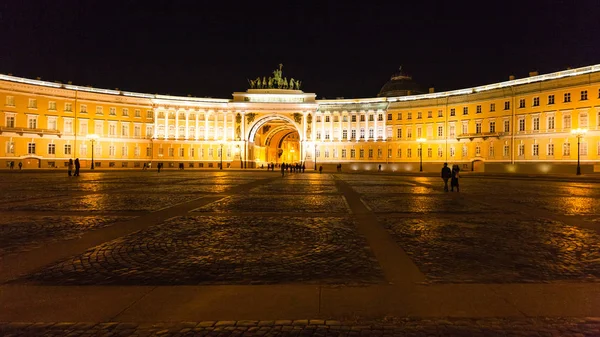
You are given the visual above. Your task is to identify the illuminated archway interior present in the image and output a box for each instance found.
[249,118,301,165]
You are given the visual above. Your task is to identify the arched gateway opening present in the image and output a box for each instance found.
[247,115,302,168]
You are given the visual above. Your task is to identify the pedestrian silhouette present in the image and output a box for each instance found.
[74,158,80,176]
[441,163,451,192]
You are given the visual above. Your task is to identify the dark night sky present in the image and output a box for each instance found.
[1,0,598,99]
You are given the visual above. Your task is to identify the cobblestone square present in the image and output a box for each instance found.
[380,215,600,283]
[17,215,383,285]
[193,194,349,213]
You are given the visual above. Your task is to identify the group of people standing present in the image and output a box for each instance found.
[440,163,460,192]
[278,162,306,176]
[67,158,81,176]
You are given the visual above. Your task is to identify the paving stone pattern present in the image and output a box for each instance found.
[0,215,135,256]
[18,216,383,285]
[380,216,600,283]
[1,318,600,337]
[194,195,349,213]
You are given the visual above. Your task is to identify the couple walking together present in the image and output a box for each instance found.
[441,163,460,192]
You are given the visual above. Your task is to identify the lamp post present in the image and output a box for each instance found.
[87,134,99,170]
[417,138,426,172]
[314,143,318,171]
[219,142,224,170]
[571,128,587,175]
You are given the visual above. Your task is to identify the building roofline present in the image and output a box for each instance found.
[1,64,599,105]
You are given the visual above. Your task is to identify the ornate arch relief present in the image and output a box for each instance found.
[235,113,242,140]
[246,113,257,124]
[306,113,312,136]
[292,113,302,124]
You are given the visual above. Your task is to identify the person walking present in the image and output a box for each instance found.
[74,158,80,176]
[451,165,460,192]
[68,159,74,176]
[319,165,323,174]
[441,163,451,192]
[281,163,285,177]
[9,161,14,170]
[18,162,22,170]
[378,164,382,172]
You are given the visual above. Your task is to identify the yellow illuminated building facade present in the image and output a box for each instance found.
[1,64,599,173]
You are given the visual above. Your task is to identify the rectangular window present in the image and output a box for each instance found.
[121,124,129,136]
[122,108,129,116]
[463,107,468,115]
[378,114,383,121]
[397,113,402,120]
[476,105,481,114]
[341,149,346,158]
[437,126,443,137]
[28,98,37,108]
[504,120,510,132]
[5,96,15,106]
[64,102,72,112]
[533,117,539,131]
[427,111,432,118]
[368,115,373,121]
[533,97,540,106]
[397,128,402,138]
[147,110,153,118]
[518,144,525,156]
[350,149,356,158]
[134,109,141,117]
[503,145,509,157]
[325,115,330,122]
[368,128,374,139]
[489,144,494,157]
[397,148,402,158]
[360,115,366,122]
[548,116,555,130]
[417,127,422,138]
[109,124,116,136]
[581,90,588,100]
[351,115,356,122]
[563,142,570,156]
[519,99,525,108]
[504,101,510,110]
[462,145,468,157]
[342,129,348,139]
[450,108,456,116]
[189,147,195,157]
[475,146,480,156]
[168,148,174,157]
[109,107,116,116]
[6,115,15,128]
[179,148,185,157]
[48,118,57,130]
[437,147,443,157]
[28,142,36,154]
[489,121,496,133]
[449,125,455,137]
[64,144,72,155]
[427,147,432,158]
[146,147,152,157]
[417,112,422,119]
[368,149,373,158]
[476,122,482,134]
[548,95,555,105]
[581,142,588,156]
[351,129,356,139]
[360,128,365,139]
[109,145,116,156]
[449,147,455,157]
[325,130,330,140]
[564,93,571,102]
[27,116,37,129]
[324,149,330,158]
[64,119,73,133]
[579,113,588,128]
[547,143,554,156]
[359,149,364,158]
[48,101,56,110]
[461,123,467,135]
[533,144,539,156]
[438,110,443,118]
[519,119,525,132]
[134,125,141,137]
[407,148,412,158]
[490,103,495,112]
[407,112,412,120]
[387,114,392,121]
[96,106,103,115]
[122,146,128,157]
[563,115,571,129]
[48,143,56,154]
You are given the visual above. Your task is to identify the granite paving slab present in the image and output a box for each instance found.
[361,194,505,213]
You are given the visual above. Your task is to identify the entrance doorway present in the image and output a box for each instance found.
[247,115,302,167]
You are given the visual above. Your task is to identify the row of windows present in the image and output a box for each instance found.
[4,96,153,118]
[390,91,598,121]
[316,114,384,123]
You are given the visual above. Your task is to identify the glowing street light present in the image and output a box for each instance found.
[571,128,587,175]
[416,138,426,172]
[87,134,99,170]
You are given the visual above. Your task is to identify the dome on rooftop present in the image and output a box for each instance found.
[377,69,425,97]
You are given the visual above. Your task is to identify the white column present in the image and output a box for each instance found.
[230,112,235,140]
[204,111,209,141]
[153,109,158,139]
[374,110,378,141]
[339,111,343,140]
[329,111,333,142]
[164,110,168,140]
[195,112,199,140]
[175,110,180,139]
[348,111,352,140]
[185,111,189,139]
[321,112,325,142]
